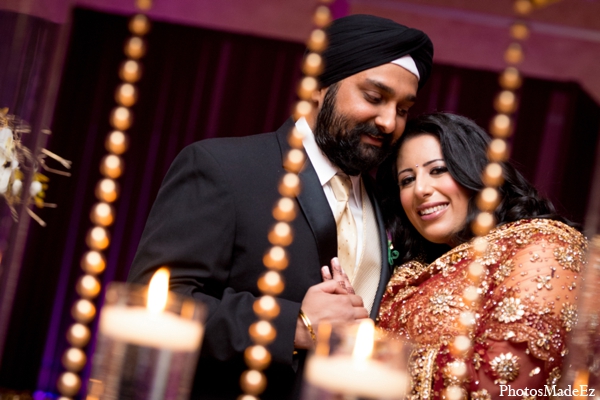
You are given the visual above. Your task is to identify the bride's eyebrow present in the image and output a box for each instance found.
[397,158,444,175]
[423,158,444,167]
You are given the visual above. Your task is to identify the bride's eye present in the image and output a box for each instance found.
[430,166,448,175]
[399,176,414,187]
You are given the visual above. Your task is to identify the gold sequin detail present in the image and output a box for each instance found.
[560,302,577,332]
[489,352,520,384]
[535,332,552,350]
[494,297,525,323]
[529,367,541,376]
[470,389,492,400]
[493,259,514,284]
[408,346,437,400]
[535,275,553,290]
[473,352,484,370]
[546,366,561,387]
[429,288,457,316]
[553,246,583,272]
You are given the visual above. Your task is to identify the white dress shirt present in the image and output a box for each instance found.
[296,117,364,268]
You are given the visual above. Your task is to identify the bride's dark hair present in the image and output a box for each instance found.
[377,112,575,264]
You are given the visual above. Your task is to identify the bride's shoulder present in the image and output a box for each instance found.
[389,260,430,284]
[490,218,586,247]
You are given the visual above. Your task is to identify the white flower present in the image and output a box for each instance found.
[0,127,15,163]
[0,127,19,195]
[0,168,10,194]
[29,180,42,197]
[0,127,14,151]
[12,179,22,196]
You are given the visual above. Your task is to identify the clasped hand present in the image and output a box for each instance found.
[295,258,368,349]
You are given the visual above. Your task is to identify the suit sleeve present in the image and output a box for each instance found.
[128,142,299,367]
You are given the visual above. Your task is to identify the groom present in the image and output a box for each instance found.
[128,14,433,400]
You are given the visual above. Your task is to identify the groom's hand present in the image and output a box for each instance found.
[294,280,367,349]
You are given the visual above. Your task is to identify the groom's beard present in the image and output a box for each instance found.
[313,85,395,176]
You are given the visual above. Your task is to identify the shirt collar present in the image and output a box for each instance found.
[296,118,362,198]
[296,117,338,186]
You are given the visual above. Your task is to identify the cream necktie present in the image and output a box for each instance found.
[330,174,358,280]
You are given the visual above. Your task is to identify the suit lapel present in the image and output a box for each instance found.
[362,175,392,319]
[275,120,391,318]
[276,119,337,269]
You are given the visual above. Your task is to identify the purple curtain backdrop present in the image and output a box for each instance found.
[0,9,69,389]
[0,6,598,397]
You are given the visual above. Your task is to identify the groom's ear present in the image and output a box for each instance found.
[306,85,330,128]
[311,86,328,108]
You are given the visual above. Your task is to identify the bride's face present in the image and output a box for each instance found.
[396,134,471,245]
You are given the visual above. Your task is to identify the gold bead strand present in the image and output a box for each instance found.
[444,2,544,399]
[55,3,152,398]
[238,2,333,399]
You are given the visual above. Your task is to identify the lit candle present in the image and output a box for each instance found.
[90,269,205,400]
[305,320,408,399]
[99,268,203,352]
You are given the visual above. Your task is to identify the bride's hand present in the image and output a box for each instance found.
[321,257,355,295]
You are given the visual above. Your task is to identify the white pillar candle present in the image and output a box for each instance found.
[99,268,203,352]
[90,269,206,400]
[305,320,409,399]
[99,305,203,352]
[305,355,408,399]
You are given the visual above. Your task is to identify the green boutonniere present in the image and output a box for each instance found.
[387,233,399,266]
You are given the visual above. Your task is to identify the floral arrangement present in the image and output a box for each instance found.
[0,108,70,226]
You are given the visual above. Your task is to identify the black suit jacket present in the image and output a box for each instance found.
[128,119,392,399]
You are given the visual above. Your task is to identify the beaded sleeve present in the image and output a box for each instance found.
[378,219,587,400]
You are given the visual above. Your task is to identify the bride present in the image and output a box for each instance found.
[326,112,587,399]
[377,112,586,399]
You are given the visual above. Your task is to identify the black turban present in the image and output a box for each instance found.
[318,14,434,91]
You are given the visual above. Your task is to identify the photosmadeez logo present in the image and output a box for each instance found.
[499,385,596,397]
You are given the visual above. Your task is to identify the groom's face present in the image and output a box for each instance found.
[312,63,419,176]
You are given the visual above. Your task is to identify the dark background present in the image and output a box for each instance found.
[0,6,598,397]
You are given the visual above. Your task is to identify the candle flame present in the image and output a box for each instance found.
[352,319,374,361]
[147,267,170,313]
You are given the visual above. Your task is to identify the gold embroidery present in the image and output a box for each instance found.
[489,352,520,384]
[408,345,438,400]
[493,259,514,284]
[378,219,587,398]
[535,275,553,290]
[535,332,552,350]
[560,302,577,332]
[429,288,457,316]
[473,352,484,370]
[553,246,583,272]
[494,297,525,323]
[470,389,492,400]
[546,366,561,385]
